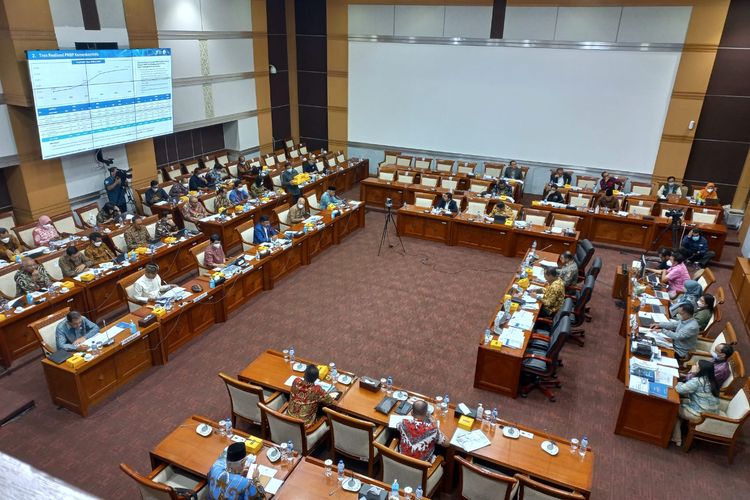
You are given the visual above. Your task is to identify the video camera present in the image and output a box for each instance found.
[385,197,393,209]
[112,167,133,185]
[665,208,684,225]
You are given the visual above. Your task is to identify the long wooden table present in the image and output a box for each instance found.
[397,205,579,257]
[239,349,594,497]
[41,312,162,417]
[614,269,680,447]
[473,249,558,397]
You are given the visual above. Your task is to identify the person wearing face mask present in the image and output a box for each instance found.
[646,248,673,273]
[695,182,719,204]
[504,160,524,180]
[281,163,301,202]
[302,157,317,174]
[671,359,720,446]
[686,343,733,387]
[0,227,27,260]
[58,245,92,278]
[669,280,702,317]
[544,185,565,203]
[189,166,210,191]
[145,180,169,206]
[14,256,53,295]
[32,215,61,247]
[236,155,251,176]
[680,228,715,268]
[658,176,683,198]
[168,179,189,198]
[288,198,310,224]
[253,215,278,244]
[214,187,233,212]
[124,215,152,250]
[250,176,266,199]
[84,232,116,264]
[598,171,623,192]
[96,202,121,225]
[208,162,226,185]
[228,180,249,204]
[660,251,690,298]
[203,234,226,268]
[692,293,715,332]
[597,189,620,210]
[651,302,699,359]
[155,212,179,239]
[181,195,208,223]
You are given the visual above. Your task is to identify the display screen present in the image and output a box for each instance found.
[27,48,173,159]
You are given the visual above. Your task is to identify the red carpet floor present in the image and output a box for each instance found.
[0,208,748,499]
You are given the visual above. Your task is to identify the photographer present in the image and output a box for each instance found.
[104,166,127,212]
[680,228,715,269]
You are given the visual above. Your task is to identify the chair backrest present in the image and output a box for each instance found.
[29,307,70,354]
[435,159,454,173]
[275,150,287,164]
[421,174,439,188]
[51,213,78,235]
[414,193,436,208]
[514,473,585,499]
[285,138,295,149]
[116,269,148,312]
[524,209,550,227]
[189,240,211,275]
[626,202,653,216]
[236,219,256,252]
[379,170,397,182]
[456,456,517,500]
[14,220,39,248]
[323,407,377,461]
[164,164,182,180]
[466,199,489,216]
[587,256,603,281]
[74,202,101,229]
[326,155,338,168]
[227,163,239,178]
[397,170,415,184]
[696,268,716,292]
[293,164,304,175]
[306,192,321,211]
[0,210,16,230]
[40,253,64,281]
[258,402,306,453]
[271,173,282,188]
[298,144,308,155]
[469,179,491,194]
[373,441,429,492]
[186,161,202,175]
[484,163,504,178]
[289,149,300,159]
[572,277,595,323]
[203,195,217,214]
[264,154,276,167]
[216,154,229,165]
[414,157,432,170]
[457,162,476,175]
[569,193,593,208]
[506,202,522,221]
[575,176,597,190]
[442,178,458,191]
[574,239,595,273]
[630,182,653,196]
[315,160,326,173]
[396,155,413,168]
[692,209,719,225]
[274,203,291,228]
[382,150,400,165]
[550,214,580,231]
[723,353,745,395]
[120,463,181,500]
[219,372,265,425]
[0,267,19,298]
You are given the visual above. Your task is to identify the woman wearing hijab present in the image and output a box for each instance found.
[32,215,60,247]
[693,293,715,332]
[695,182,718,203]
[669,280,702,316]
[250,176,266,199]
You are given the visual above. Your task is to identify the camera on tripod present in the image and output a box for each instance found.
[665,208,684,225]
[113,167,133,185]
[385,197,393,209]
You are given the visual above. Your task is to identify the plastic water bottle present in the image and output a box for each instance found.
[415,485,423,499]
[484,328,492,345]
[390,479,399,499]
[289,347,295,365]
[504,297,512,312]
[337,459,345,481]
[26,292,33,305]
[491,408,498,428]
[442,394,449,415]
[531,240,537,254]
[386,376,393,395]
[129,320,137,334]
[286,440,293,462]
[330,363,338,382]
[15,254,21,264]
[280,442,288,461]
[149,244,155,254]
[209,277,215,289]
[476,403,484,422]
[225,419,233,438]
[579,436,588,458]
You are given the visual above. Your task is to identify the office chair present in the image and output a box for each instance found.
[567,276,595,346]
[574,239,595,279]
[520,316,571,402]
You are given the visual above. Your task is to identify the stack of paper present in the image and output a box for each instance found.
[499,327,525,349]
[450,429,492,452]
[508,310,534,331]
[531,267,546,281]
[538,260,558,268]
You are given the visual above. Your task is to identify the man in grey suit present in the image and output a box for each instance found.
[653,302,699,359]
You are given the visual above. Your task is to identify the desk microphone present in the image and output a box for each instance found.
[538,244,554,253]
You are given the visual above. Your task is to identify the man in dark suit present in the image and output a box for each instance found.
[436,192,458,214]
[504,160,523,180]
[549,168,571,187]
[253,215,278,244]
[545,185,565,203]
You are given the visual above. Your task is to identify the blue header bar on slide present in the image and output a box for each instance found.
[27,48,171,60]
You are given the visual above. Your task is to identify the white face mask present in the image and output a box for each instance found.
[298,202,305,208]
[711,352,720,360]
[212,242,221,248]
[94,241,102,247]
[707,188,714,193]
[45,224,54,229]
[151,187,158,191]
[0,237,9,243]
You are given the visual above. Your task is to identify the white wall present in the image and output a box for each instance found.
[49,0,129,49]
[61,146,130,207]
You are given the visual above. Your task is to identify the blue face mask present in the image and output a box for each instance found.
[692,236,700,241]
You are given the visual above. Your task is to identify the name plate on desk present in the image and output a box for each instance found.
[193,292,208,303]
[241,265,254,273]
[120,331,141,346]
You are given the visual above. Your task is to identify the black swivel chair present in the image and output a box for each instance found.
[567,276,595,346]
[574,239,595,279]
[520,316,571,402]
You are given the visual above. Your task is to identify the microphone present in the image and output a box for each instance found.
[538,244,554,253]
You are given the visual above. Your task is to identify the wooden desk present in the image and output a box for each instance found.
[41,313,162,417]
[150,415,300,480]
[612,265,629,300]
[0,287,86,368]
[359,177,408,209]
[729,257,750,304]
[614,274,680,447]
[474,249,558,398]
[397,206,454,244]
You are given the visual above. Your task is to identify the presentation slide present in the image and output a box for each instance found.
[27,49,173,160]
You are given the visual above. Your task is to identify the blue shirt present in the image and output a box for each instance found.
[320,191,342,208]
[207,456,256,500]
[681,235,708,254]
[253,224,277,244]
[104,176,125,205]
[229,189,248,204]
[55,317,99,351]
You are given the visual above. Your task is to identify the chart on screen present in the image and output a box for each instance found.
[27,48,173,159]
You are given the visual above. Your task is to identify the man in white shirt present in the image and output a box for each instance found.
[132,263,173,303]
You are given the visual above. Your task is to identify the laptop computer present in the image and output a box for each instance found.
[493,215,507,225]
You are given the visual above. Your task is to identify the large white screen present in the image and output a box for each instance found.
[28,49,173,160]
[349,42,680,173]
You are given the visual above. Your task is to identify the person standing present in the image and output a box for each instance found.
[104,167,127,213]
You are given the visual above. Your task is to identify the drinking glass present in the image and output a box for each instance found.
[570,438,579,454]
[324,459,333,477]
[283,349,289,363]
[218,420,227,437]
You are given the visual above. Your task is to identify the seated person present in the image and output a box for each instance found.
[228,180,249,204]
[132,263,173,303]
[214,187,233,212]
[597,189,620,210]
[558,251,578,287]
[489,201,514,221]
[207,162,226,185]
[55,310,99,352]
[236,155,256,177]
[287,364,335,426]
[281,163,301,201]
[397,399,446,462]
[693,293,715,332]
[124,215,152,250]
[320,185,344,208]
[694,182,718,204]
[504,160,523,180]
[652,303,699,359]
[145,180,169,206]
[58,246,92,278]
[253,216,278,244]
[188,166,210,191]
[544,185,565,203]
[532,267,565,318]
[302,157,317,174]
[680,228,715,269]
[15,256,53,294]
[155,212,180,239]
[646,248,673,272]
[168,180,188,198]
[84,232,116,265]
[598,171,623,192]
[483,180,513,198]
[660,251,689,297]
[0,227,27,260]
[671,360,720,446]
[436,192,458,213]
[549,167,571,187]
[96,202,121,225]
[658,176,683,198]
[32,215,60,247]
[687,343,733,387]
[181,196,208,222]
[207,442,262,500]
[204,234,226,268]
[669,279,702,316]
[250,176,266,199]
[288,198,310,224]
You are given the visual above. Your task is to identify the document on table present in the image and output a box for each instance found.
[450,429,491,453]
[641,297,664,306]
[655,371,675,385]
[499,327,526,349]
[160,287,188,300]
[264,478,283,495]
[531,267,546,281]
[283,375,301,386]
[538,260,557,268]
[628,375,650,394]
[508,310,535,331]
[656,357,679,368]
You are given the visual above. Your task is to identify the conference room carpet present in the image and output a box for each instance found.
[1,207,748,499]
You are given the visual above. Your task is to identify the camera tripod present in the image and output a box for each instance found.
[651,216,685,250]
[378,204,404,256]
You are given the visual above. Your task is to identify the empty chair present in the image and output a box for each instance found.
[184,161,201,174]
[275,150,287,164]
[691,209,720,225]
[574,239,595,279]
[414,157,432,170]
[435,159,454,174]
[305,192,323,213]
[270,173,282,188]
[483,163,505,179]
[441,177,458,191]
[455,456,517,500]
[236,219,257,252]
[39,254,64,281]
[227,163,239,178]
[514,473,585,499]
[164,164,182,181]
[520,316,571,401]
[626,199,655,216]
[0,210,16,231]
[0,267,19,299]
[568,193,594,209]
[457,162,476,175]
[116,270,148,312]
[530,298,575,347]
[288,149,300,159]
[284,138,295,149]
[120,463,206,500]
[298,144,308,155]
[219,373,286,434]
[373,440,444,498]
[420,174,440,188]
[568,275,595,346]
[315,159,326,173]
[469,179,491,194]
[695,322,737,353]
[575,175,598,190]
[397,170,415,184]
[694,267,716,293]
[264,154,276,167]
[466,198,489,217]
[258,402,329,455]
[523,209,550,227]
[74,202,101,229]
[378,169,397,182]
[379,150,400,168]
[396,155,413,168]
[630,181,653,196]
[550,214,581,231]
[273,203,292,230]
[202,195,217,214]
[51,212,78,235]
[323,407,388,477]
[110,230,128,254]
[189,240,213,276]
[414,193,436,209]
[216,154,229,165]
